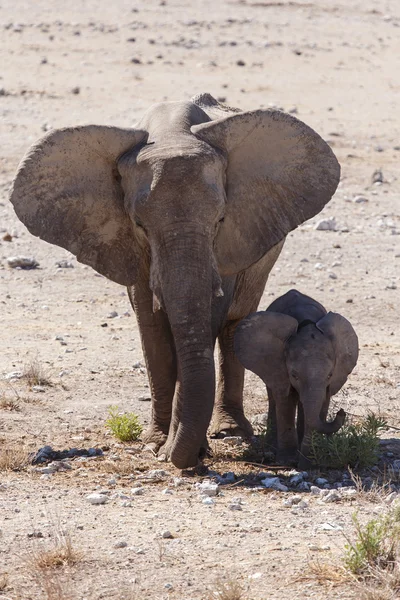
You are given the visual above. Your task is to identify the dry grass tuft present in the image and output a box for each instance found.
[304,557,352,585]
[27,530,82,571]
[95,456,136,476]
[22,358,52,387]
[40,573,72,600]
[0,445,30,471]
[349,468,393,503]
[0,573,9,591]
[0,395,20,411]
[207,578,246,600]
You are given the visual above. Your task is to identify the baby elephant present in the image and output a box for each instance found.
[234,289,359,468]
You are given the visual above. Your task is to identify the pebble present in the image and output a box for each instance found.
[202,497,215,506]
[320,522,343,531]
[219,472,236,484]
[372,169,384,183]
[385,491,398,504]
[297,481,311,491]
[161,530,174,539]
[222,436,243,446]
[7,256,39,269]
[261,477,289,492]
[114,541,127,548]
[198,481,219,497]
[56,260,74,268]
[251,413,269,427]
[162,488,173,495]
[130,487,144,496]
[32,385,46,393]
[86,493,108,505]
[353,195,368,203]
[322,490,341,503]
[107,311,118,318]
[315,217,336,231]
[289,473,304,485]
[315,477,328,486]
[310,486,322,495]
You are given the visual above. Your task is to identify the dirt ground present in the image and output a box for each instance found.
[1,0,399,598]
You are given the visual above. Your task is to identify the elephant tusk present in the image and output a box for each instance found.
[215,287,224,298]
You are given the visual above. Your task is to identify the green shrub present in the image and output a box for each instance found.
[344,510,400,575]
[309,413,387,469]
[105,405,143,442]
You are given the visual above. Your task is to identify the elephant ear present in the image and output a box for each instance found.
[317,312,359,396]
[192,110,340,275]
[9,125,146,286]
[234,311,298,391]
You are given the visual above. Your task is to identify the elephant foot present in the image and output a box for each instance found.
[210,410,254,439]
[276,448,299,467]
[141,424,169,453]
[158,437,210,464]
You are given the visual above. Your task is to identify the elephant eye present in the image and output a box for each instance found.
[135,219,144,229]
[328,372,333,379]
[218,217,225,223]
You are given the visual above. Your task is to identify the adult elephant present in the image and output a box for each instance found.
[9,93,340,469]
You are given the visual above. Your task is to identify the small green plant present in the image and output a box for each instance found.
[309,413,387,469]
[105,405,143,442]
[344,509,400,576]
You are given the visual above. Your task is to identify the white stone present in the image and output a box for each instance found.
[130,487,144,496]
[7,256,39,269]
[199,481,219,497]
[310,486,322,495]
[86,493,108,505]
[315,217,337,231]
[261,477,289,492]
[202,496,215,505]
[114,541,127,548]
[322,491,341,503]
[162,488,173,495]
[353,195,368,203]
[229,503,242,511]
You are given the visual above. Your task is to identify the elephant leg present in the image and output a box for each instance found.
[128,284,177,452]
[210,319,253,438]
[275,389,298,465]
[266,387,278,450]
[296,392,304,446]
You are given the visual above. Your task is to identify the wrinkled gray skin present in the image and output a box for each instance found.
[234,290,359,468]
[9,94,340,469]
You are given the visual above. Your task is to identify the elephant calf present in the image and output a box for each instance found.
[234,289,359,468]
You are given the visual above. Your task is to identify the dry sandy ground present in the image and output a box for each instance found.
[0,0,400,598]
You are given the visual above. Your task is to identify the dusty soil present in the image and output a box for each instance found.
[0,0,399,598]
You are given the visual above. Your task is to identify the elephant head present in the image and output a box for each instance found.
[9,95,340,468]
[234,309,358,436]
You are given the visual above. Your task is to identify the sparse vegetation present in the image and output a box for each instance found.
[207,578,246,600]
[0,445,30,471]
[105,405,143,442]
[0,395,20,411]
[0,573,8,591]
[27,529,82,570]
[22,358,52,387]
[309,413,387,469]
[344,509,400,576]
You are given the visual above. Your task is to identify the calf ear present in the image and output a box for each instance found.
[9,125,146,286]
[317,312,359,396]
[234,311,298,390]
[192,109,340,275]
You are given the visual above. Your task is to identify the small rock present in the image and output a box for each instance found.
[162,488,173,495]
[161,530,174,539]
[56,260,74,268]
[353,195,368,203]
[2,232,12,241]
[7,256,39,269]
[322,490,341,503]
[86,493,108,505]
[71,86,80,94]
[229,503,242,511]
[315,478,328,486]
[114,541,128,548]
[289,473,304,485]
[198,481,219,497]
[310,486,322,495]
[107,311,118,319]
[131,57,142,64]
[385,491,398,504]
[315,217,337,231]
[32,385,46,393]
[297,481,311,491]
[251,413,269,427]
[27,530,44,538]
[130,487,144,496]
[261,477,289,492]
[108,478,117,486]
[236,59,245,66]
[138,395,151,401]
[202,496,215,505]
[320,522,343,531]
[222,436,243,446]
[372,169,384,183]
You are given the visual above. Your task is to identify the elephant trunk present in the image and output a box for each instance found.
[301,387,346,435]
[153,225,217,469]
